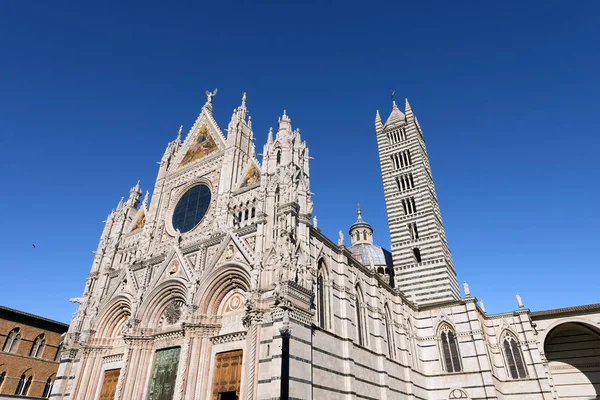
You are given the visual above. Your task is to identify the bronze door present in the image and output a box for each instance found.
[212,350,243,400]
[99,369,120,400]
[147,347,181,400]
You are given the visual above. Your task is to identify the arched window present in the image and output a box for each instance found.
[276,150,281,165]
[42,376,53,398]
[503,333,527,379]
[251,207,256,218]
[439,324,461,372]
[413,248,422,263]
[0,371,5,389]
[355,285,367,346]
[30,333,46,358]
[316,260,329,329]
[384,304,396,358]
[275,186,280,203]
[407,321,419,368]
[15,374,32,396]
[2,327,21,353]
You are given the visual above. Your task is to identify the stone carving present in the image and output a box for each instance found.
[463,281,470,297]
[160,300,185,326]
[516,293,524,309]
[205,88,218,104]
[338,230,344,246]
[448,388,469,399]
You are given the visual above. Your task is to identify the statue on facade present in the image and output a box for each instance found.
[463,281,471,297]
[516,293,524,309]
[205,88,218,104]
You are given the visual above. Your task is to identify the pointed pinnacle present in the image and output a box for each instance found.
[177,125,183,140]
[405,98,413,114]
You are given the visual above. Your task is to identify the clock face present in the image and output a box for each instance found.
[172,184,211,233]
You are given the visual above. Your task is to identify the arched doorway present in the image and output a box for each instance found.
[545,322,600,399]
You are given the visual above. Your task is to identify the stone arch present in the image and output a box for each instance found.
[93,296,132,339]
[499,329,528,379]
[195,262,251,316]
[448,388,470,399]
[544,321,600,399]
[137,278,188,329]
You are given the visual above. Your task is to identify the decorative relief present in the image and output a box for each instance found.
[103,353,124,364]
[210,331,247,345]
[239,163,260,189]
[130,210,146,233]
[179,124,218,167]
[448,388,469,399]
[223,292,245,314]
[244,236,256,251]
[159,300,185,327]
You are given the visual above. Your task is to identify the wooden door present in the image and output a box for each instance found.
[98,368,120,400]
[212,350,243,400]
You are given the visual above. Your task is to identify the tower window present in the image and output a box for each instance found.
[503,333,527,379]
[413,248,422,263]
[251,207,256,218]
[276,150,281,165]
[244,209,249,220]
[408,222,419,240]
[402,197,417,215]
[391,150,413,170]
[15,374,32,396]
[439,324,461,373]
[42,376,53,398]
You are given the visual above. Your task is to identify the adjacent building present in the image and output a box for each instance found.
[0,306,68,398]
[53,92,600,399]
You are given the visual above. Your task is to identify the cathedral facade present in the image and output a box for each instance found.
[53,93,600,400]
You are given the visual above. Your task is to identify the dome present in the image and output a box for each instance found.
[349,243,393,268]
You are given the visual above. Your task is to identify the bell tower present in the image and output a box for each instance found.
[375,99,459,304]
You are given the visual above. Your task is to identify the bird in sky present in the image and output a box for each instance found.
[32,244,36,248]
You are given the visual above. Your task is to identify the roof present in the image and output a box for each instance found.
[0,305,69,330]
[530,303,600,319]
[384,101,405,127]
[348,243,393,267]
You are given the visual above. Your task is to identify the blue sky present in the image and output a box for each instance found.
[0,1,598,323]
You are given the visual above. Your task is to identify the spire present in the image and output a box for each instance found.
[278,110,292,133]
[385,101,405,127]
[356,203,363,222]
[116,197,124,211]
[128,181,142,208]
[267,127,273,143]
[405,98,414,120]
[241,92,247,108]
[142,190,149,207]
[375,110,383,131]
[177,125,182,142]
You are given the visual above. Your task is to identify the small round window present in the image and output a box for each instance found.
[172,184,211,233]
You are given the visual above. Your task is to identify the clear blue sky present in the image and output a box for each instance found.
[1,1,598,323]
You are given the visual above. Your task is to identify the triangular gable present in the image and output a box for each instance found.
[175,109,226,169]
[147,247,193,289]
[129,209,146,233]
[103,267,138,303]
[206,232,254,269]
[237,160,261,190]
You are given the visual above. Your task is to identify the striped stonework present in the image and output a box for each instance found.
[375,100,460,304]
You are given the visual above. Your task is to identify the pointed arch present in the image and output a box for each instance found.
[354,284,368,346]
[29,333,46,358]
[0,371,5,390]
[501,330,527,379]
[407,319,419,368]
[2,327,20,353]
[438,322,461,372]
[93,296,133,340]
[383,303,396,358]
[195,262,251,316]
[15,374,32,396]
[42,374,55,398]
[316,258,330,329]
[139,278,188,329]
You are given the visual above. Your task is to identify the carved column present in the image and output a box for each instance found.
[174,332,191,400]
[113,347,131,400]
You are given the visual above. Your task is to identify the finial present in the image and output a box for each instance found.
[117,196,124,210]
[357,203,363,221]
[177,125,182,141]
[248,115,252,128]
[283,109,287,116]
[463,281,471,297]
[516,293,524,309]
[242,92,247,106]
[142,190,149,206]
[391,89,396,103]
[338,230,345,246]
[479,300,486,313]
[205,88,218,104]
[313,216,318,229]
[267,127,273,143]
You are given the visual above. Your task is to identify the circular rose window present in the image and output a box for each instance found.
[172,184,211,233]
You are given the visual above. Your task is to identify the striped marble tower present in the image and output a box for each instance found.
[375,99,460,304]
